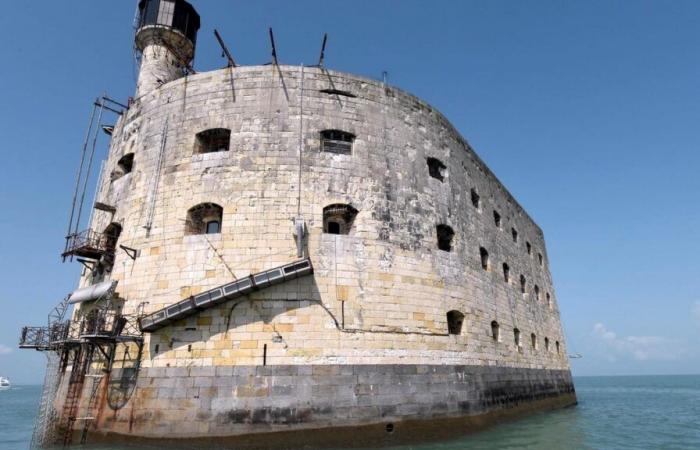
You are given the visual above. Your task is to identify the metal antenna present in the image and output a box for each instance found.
[214,29,236,67]
[269,27,278,65]
[317,33,328,67]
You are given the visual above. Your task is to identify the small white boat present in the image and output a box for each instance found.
[0,377,10,389]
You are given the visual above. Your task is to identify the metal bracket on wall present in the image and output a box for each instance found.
[119,245,139,261]
[77,258,96,272]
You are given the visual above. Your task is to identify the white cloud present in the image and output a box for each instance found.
[0,345,12,355]
[591,323,685,361]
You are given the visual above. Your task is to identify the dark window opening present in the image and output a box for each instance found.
[205,220,221,234]
[479,247,489,270]
[470,189,480,209]
[531,333,537,350]
[512,228,518,243]
[546,292,551,308]
[538,253,543,266]
[427,157,446,182]
[323,204,358,235]
[545,337,550,352]
[493,210,501,228]
[503,263,510,283]
[447,310,464,335]
[514,328,521,348]
[327,221,340,234]
[526,241,532,255]
[112,153,134,180]
[194,128,231,154]
[520,275,526,294]
[154,344,160,353]
[556,341,560,354]
[186,203,223,235]
[491,321,500,342]
[436,224,454,252]
[319,88,356,98]
[103,222,122,252]
[321,129,355,155]
[534,285,540,301]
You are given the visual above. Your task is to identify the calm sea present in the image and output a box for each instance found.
[1,375,698,450]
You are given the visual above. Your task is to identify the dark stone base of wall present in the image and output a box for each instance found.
[89,364,576,449]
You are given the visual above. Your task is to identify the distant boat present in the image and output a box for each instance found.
[0,377,10,389]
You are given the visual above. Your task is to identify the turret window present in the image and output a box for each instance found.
[194,128,231,154]
[447,310,464,335]
[427,157,446,181]
[186,203,223,235]
[436,224,454,252]
[157,0,176,25]
[323,204,358,235]
[321,130,355,155]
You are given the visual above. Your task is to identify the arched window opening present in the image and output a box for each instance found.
[556,341,560,354]
[323,204,358,235]
[514,328,521,349]
[479,247,489,270]
[491,321,500,342]
[546,292,552,309]
[321,129,355,155]
[520,275,526,294]
[112,153,134,180]
[470,188,480,209]
[194,128,230,154]
[426,157,446,181]
[526,241,532,255]
[538,253,544,266]
[186,203,223,235]
[502,263,510,283]
[511,227,518,243]
[447,310,464,335]
[545,337,550,352]
[493,210,501,228]
[103,222,122,252]
[531,333,538,350]
[534,285,540,301]
[436,224,454,252]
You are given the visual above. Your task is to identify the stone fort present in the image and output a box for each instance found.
[20,0,575,447]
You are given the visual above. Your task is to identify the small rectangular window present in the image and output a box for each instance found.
[493,210,501,228]
[512,228,518,243]
[321,130,354,155]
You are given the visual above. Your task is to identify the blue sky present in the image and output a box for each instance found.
[1,1,699,383]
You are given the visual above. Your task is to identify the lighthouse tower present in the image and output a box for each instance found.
[134,0,200,97]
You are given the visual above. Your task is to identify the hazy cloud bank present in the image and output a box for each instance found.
[592,323,686,362]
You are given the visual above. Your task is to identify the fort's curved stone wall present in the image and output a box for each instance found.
[76,65,574,440]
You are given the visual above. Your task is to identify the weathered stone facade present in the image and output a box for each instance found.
[65,63,576,443]
[53,2,575,446]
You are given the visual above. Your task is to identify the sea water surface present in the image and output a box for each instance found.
[1,375,698,450]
